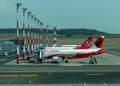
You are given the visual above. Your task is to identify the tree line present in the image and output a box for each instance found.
[0,28,108,36]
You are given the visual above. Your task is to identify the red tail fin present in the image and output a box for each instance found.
[94,36,104,48]
[81,36,92,47]
[74,36,92,49]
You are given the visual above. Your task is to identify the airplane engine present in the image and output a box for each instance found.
[52,56,62,62]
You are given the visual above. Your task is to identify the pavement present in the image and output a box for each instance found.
[0,84,120,86]
[0,71,120,85]
[1,52,120,86]
[4,53,120,66]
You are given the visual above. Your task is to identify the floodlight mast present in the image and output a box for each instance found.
[16,3,22,64]
[40,22,44,49]
[31,15,35,54]
[37,20,40,49]
[53,27,57,47]
[33,17,37,50]
[46,25,49,47]
[16,3,22,12]
[27,11,32,57]
[22,8,27,60]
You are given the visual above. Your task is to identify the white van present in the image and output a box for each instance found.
[3,52,8,56]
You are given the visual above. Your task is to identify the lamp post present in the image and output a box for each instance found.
[31,15,34,54]
[22,8,27,60]
[16,3,22,64]
[46,25,49,47]
[37,20,40,49]
[53,27,57,47]
[34,17,37,50]
[27,11,32,57]
[40,22,43,49]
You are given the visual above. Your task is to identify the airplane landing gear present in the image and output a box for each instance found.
[38,50,43,63]
[38,59,43,63]
[62,57,65,61]
[65,60,69,63]
[94,57,97,64]
[89,56,97,64]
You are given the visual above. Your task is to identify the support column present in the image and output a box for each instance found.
[27,11,32,57]
[16,3,22,64]
[53,27,57,47]
[22,8,27,60]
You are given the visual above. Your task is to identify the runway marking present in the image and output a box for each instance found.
[0,74,38,77]
[19,74,38,77]
[28,78,38,84]
[28,80,32,84]
[0,74,18,77]
[86,73,108,76]
[29,79,33,84]
[27,72,52,84]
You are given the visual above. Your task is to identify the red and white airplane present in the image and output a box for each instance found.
[40,36,105,64]
[38,36,92,62]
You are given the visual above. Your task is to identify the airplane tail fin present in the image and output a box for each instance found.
[74,36,92,49]
[81,36,92,47]
[92,36,104,49]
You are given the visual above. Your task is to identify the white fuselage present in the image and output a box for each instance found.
[61,45,81,47]
[43,45,100,58]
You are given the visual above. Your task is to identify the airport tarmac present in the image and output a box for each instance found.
[0,72,120,85]
[1,51,120,85]
[0,64,120,85]
[5,52,120,66]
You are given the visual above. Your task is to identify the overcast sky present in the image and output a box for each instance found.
[0,0,120,34]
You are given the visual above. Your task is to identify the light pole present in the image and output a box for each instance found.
[40,22,43,49]
[16,3,22,64]
[46,25,49,47]
[27,11,32,57]
[31,15,34,53]
[37,20,40,49]
[53,27,57,47]
[22,8,27,60]
[34,17,37,50]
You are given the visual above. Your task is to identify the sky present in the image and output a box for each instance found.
[0,0,120,34]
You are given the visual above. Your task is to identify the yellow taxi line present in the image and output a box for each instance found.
[86,73,108,76]
[0,74,38,77]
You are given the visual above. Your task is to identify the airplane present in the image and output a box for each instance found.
[39,36,105,64]
[36,36,92,62]
[38,36,92,63]
[67,36,105,64]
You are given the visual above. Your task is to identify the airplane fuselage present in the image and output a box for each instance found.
[43,47,102,59]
